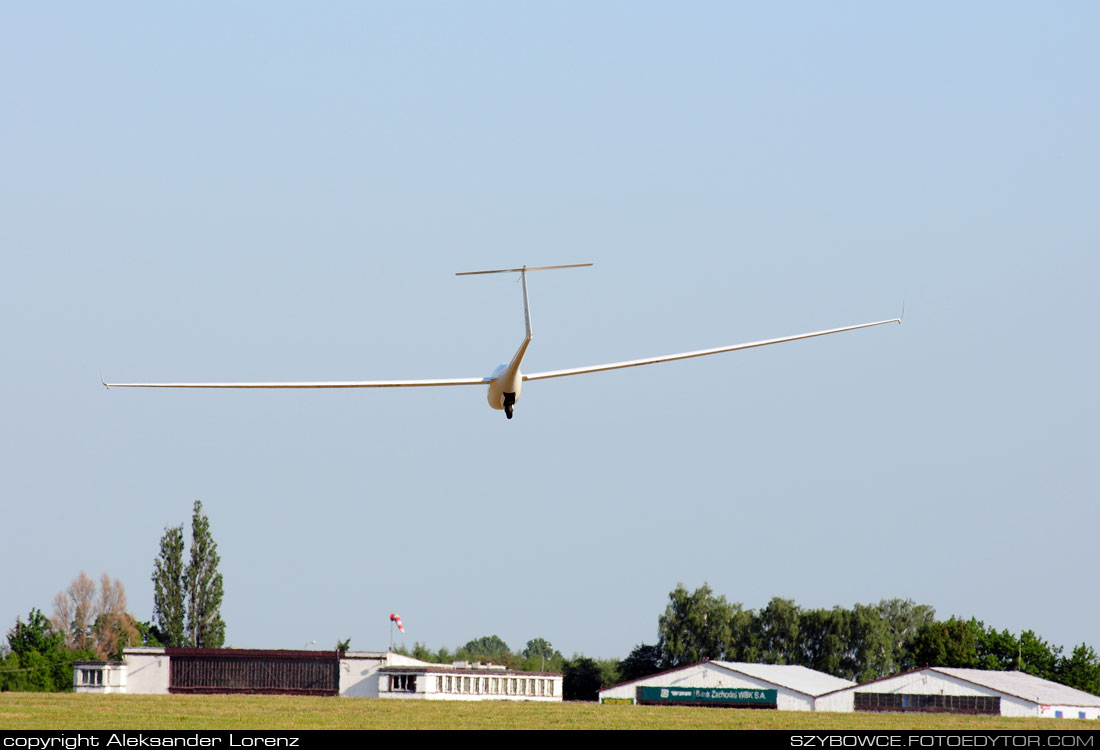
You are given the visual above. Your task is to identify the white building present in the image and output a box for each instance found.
[598,660,854,711]
[73,661,127,694]
[79,648,561,702]
[816,667,1100,719]
[378,662,561,702]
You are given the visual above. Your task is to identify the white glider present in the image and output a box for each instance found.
[103,263,901,419]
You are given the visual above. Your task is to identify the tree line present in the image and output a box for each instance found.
[640,583,1100,696]
[0,501,225,691]
[392,584,1100,700]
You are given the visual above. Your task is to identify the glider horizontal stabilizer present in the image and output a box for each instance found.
[455,263,593,276]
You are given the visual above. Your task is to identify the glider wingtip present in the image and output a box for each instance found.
[100,371,110,389]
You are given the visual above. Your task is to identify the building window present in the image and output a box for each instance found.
[390,674,416,692]
[547,680,554,697]
[436,676,443,692]
[854,692,1000,715]
[81,669,104,686]
[445,675,452,693]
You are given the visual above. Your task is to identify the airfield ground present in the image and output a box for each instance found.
[1,693,1096,730]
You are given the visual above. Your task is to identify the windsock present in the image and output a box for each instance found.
[390,612,405,633]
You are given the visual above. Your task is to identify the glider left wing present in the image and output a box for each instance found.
[102,376,491,389]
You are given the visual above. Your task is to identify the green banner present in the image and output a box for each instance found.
[637,686,777,705]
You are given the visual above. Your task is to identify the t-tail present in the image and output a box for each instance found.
[456,263,593,418]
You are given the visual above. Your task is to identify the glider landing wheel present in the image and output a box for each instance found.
[503,392,516,420]
[505,403,513,419]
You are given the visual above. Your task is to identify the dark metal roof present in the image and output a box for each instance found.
[165,648,338,660]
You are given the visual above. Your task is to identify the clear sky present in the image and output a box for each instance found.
[2,2,1097,661]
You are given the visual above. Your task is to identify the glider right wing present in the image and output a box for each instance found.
[522,317,902,382]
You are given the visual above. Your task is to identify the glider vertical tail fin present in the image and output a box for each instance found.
[456,262,593,342]
[521,267,532,339]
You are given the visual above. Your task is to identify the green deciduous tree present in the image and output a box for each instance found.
[1056,644,1100,696]
[597,657,621,691]
[1018,630,1060,681]
[0,649,64,692]
[522,638,563,672]
[459,635,511,664]
[184,500,225,648]
[974,623,1020,671]
[877,598,936,675]
[408,641,438,662]
[619,643,663,682]
[523,637,553,662]
[657,583,738,666]
[757,597,802,665]
[727,604,759,662]
[2,608,90,692]
[8,608,64,658]
[800,607,853,679]
[135,621,163,647]
[562,656,604,701]
[846,603,890,681]
[405,644,456,664]
[152,524,186,647]
[909,617,979,668]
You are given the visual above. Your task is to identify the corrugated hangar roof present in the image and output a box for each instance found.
[711,661,856,696]
[932,668,1100,707]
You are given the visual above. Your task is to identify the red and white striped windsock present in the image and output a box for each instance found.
[389,612,405,633]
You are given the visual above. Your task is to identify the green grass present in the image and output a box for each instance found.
[1,693,1096,730]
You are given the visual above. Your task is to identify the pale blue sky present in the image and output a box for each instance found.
[2,2,1097,660]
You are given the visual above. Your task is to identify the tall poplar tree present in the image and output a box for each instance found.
[184,500,226,648]
[152,525,186,647]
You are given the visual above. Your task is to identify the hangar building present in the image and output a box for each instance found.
[75,647,562,702]
[815,667,1100,719]
[598,660,854,711]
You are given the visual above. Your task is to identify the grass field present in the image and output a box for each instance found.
[1,693,1097,730]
